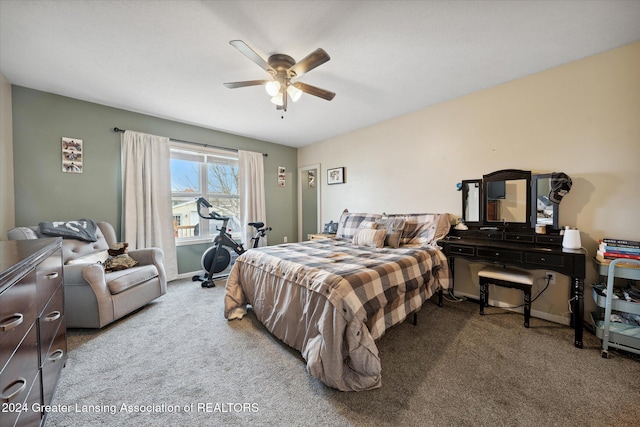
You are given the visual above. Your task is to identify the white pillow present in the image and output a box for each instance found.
[352,228,386,248]
[66,250,109,265]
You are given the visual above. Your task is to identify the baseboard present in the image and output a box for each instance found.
[453,291,571,326]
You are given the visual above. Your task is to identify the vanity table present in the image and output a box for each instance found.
[441,169,587,348]
[439,234,587,347]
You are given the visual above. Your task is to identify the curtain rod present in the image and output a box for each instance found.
[113,127,267,157]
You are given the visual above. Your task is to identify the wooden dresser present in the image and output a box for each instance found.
[1,238,66,427]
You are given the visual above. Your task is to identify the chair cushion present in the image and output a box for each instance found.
[478,266,533,285]
[107,265,158,295]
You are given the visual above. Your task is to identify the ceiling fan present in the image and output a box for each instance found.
[223,40,336,112]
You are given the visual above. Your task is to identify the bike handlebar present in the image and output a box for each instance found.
[196,197,229,221]
[196,197,271,234]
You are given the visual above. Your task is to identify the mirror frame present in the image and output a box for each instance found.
[482,169,532,230]
[461,179,482,225]
[531,173,559,231]
[297,163,321,241]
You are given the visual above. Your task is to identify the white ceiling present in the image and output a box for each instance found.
[1,1,639,148]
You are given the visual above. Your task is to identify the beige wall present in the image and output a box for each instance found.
[299,42,640,324]
[0,72,15,239]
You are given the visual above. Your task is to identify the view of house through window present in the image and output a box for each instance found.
[170,144,240,242]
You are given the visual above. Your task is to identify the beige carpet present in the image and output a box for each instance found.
[45,279,640,427]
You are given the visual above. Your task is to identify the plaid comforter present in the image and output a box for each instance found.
[224,238,450,391]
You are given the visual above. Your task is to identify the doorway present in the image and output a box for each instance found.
[298,164,321,241]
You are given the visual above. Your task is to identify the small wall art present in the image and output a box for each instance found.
[327,167,345,185]
[62,137,83,173]
[308,170,316,188]
[278,166,286,187]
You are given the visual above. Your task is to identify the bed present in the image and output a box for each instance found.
[224,211,452,391]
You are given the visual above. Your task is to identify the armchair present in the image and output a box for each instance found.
[7,222,167,328]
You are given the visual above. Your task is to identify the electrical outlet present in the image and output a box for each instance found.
[545,272,556,284]
[283,236,288,243]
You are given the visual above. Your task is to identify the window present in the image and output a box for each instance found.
[170,143,240,243]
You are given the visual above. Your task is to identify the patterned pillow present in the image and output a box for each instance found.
[384,213,452,246]
[375,217,405,248]
[336,210,383,239]
[352,228,386,248]
[103,254,138,272]
[359,221,378,229]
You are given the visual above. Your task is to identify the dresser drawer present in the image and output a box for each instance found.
[39,284,64,365]
[535,235,563,246]
[41,322,67,407]
[505,233,535,243]
[449,245,475,256]
[524,252,565,267]
[0,325,39,424]
[477,247,522,262]
[36,249,63,314]
[477,231,503,240]
[14,371,43,427]
[0,270,37,372]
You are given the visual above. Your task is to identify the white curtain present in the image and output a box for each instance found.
[121,131,178,281]
[238,150,267,247]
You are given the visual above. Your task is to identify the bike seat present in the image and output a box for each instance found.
[249,222,264,229]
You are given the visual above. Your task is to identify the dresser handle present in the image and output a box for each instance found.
[46,272,59,280]
[540,257,546,261]
[0,377,26,403]
[0,313,24,331]
[495,252,500,256]
[44,311,61,322]
[49,349,65,362]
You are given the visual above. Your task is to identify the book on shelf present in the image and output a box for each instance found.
[596,250,640,260]
[598,242,640,255]
[595,252,640,268]
[601,238,640,248]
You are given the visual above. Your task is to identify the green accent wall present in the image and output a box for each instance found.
[11,86,298,275]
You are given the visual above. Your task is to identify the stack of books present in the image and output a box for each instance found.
[596,238,640,268]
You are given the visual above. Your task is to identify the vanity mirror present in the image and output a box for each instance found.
[458,170,562,233]
[461,179,482,224]
[531,173,559,230]
[482,169,531,229]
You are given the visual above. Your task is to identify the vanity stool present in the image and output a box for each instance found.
[478,266,534,328]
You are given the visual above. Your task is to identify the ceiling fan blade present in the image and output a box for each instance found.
[229,40,275,74]
[289,48,330,77]
[292,82,335,101]
[223,80,269,89]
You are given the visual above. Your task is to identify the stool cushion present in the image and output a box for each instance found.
[478,266,533,286]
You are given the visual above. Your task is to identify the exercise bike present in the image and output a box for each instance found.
[191,197,271,288]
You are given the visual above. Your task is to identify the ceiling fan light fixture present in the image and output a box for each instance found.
[265,80,281,96]
[287,84,302,102]
[270,92,284,106]
[226,40,334,112]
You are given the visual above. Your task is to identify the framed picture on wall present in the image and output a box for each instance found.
[308,170,315,188]
[62,137,83,173]
[327,167,345,185]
